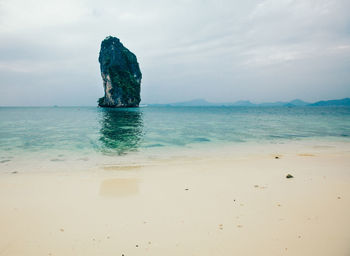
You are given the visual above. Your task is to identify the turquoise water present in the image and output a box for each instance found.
[0,106,350,162]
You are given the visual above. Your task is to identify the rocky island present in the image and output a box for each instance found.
[98,36,142,107]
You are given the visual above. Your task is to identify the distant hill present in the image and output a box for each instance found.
[309,98,350,106]
[166,99,215,106]
[149,99,251,107]
[228,100,256,106]
[148,98,349,107]
[288,99,310,106]
[255,99,310,107]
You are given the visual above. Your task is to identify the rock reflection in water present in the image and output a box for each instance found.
[99,108,144,154]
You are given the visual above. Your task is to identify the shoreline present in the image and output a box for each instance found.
[1,138,350,174]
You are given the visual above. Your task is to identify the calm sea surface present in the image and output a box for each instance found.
[0,106,350,168]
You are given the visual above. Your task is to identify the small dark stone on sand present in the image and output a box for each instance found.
[136,245,139,247]
[275,156,279,159]
[286,174,294,179]
[337,196,341,199]
[185,188,189,191]
[12,171,18,174]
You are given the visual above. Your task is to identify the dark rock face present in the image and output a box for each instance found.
[98,36,142,107]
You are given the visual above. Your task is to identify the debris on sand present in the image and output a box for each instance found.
[286,174,294,179]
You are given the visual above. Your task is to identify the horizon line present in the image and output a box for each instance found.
[0,97,349,107]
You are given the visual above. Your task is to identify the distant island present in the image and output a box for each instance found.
[146,98,350,107]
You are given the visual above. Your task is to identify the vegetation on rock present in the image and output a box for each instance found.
[98,36,142,108]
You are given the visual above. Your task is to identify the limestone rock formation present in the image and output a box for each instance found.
[98,36,142,107]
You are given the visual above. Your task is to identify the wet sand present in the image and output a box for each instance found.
[0,142,350,256]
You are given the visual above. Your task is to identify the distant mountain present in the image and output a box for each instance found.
[149,99,253,107]
[228,100,256,106]
[257,99,310,107]
[148,98,349,107]
[309,98,350,106]
[167,99,215,106]
[258,101,288,107]
[288,99,310,106]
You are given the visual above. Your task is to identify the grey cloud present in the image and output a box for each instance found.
[0,0,349,105]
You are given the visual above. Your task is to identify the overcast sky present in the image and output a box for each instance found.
[0,0,349,106]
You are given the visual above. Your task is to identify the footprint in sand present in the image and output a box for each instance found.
[51,158,65,162]
[77,157,89,161]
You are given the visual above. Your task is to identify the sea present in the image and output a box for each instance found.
[0,106,349,172]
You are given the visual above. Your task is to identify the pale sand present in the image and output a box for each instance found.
[0,142,350,256]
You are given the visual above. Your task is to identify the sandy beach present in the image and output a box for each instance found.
[0,141,350,256]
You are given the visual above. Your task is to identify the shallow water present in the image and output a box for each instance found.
[0,106,349,169]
